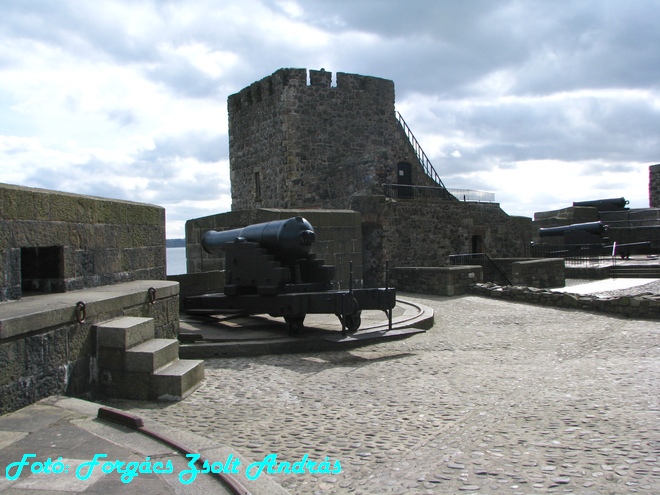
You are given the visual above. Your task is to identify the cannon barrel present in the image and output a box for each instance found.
[539,221,608,237]
[572,197,628,211]
[202,216,316,259]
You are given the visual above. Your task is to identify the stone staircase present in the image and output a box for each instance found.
[96,316,204,401]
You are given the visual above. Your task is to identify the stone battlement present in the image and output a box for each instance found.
[228,68,394,113]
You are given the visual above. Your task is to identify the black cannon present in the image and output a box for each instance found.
[202,217,316,260]
[185,217,396,336]
[572,197,629,211]
[539,221,608,238]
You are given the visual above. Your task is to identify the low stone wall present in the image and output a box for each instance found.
[565,265,611,279]
[394,266,483,296]
[510,258,565,288]
[468,282,660,319]
[168,271,224,310]
[0,280,179,415]
[0,183,166,302]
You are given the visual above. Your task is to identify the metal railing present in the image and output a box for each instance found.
[396,111,447,189]
[447,188,495,203]
[383,183,455,200]
[529,243,608,259]
[529,241,651,267]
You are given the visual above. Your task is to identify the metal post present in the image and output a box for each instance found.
[386,260,392,331]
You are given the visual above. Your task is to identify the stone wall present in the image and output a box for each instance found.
[394,266,483,296]
[0,280,179,415]
[346,196,532,286]
[649,164,660,208]
[510,258,565,288]
[0,183,172,414]
[0,183,166,302]
[228,68,438,211]
[186,209,363,289]
[469,282,660,319]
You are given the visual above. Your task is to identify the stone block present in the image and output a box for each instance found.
[48,194,79,223]
[99,368,151,400]
[96,316,155,349]
[67,322,95,362]
[65,357,93,396]
[95,199,122,224]
[125,339,179,373]
[24,329,68,377]
[0,339,26,386]
[98,346,126,371]
[151,359,204,400]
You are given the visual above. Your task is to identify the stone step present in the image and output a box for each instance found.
[96,316,205,402]
[125,339,180,373]
[151,359,205,401]
[96,316,155,350]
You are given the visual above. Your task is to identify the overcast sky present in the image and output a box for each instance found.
[1,0,659,238]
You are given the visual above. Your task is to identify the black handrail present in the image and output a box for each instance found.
[396,111,447,189]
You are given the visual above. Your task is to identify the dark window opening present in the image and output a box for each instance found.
[397,162,413,198]
[471,235,483,254]
[21,246,65,294]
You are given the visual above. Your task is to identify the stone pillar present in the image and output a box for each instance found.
[650,164,660,208]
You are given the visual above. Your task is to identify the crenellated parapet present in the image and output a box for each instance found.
[228,68,394,114]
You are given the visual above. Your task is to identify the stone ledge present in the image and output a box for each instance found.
[468,282,660,319]
[0,280,179,339]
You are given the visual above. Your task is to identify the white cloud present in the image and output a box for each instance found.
[1,0,659,239]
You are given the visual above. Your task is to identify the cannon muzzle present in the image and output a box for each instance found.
[539,221,608,237]
[202,217,316,259]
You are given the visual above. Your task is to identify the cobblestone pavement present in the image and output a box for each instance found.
[117,294,660,494]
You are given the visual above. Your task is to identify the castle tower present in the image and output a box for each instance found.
[227,68,450,210]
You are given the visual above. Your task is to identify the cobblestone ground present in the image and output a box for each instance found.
[125,295,660,494]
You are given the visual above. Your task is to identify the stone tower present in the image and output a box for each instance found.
[216,68,531,286]
[227,68,451,210]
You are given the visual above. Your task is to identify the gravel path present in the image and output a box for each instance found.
[114,294,660,494]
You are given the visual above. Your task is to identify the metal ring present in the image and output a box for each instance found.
[75,301,86,324]
[148,287,156,305]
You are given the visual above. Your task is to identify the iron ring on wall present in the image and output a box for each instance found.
[75,301,86,324]
[148,287,156,305]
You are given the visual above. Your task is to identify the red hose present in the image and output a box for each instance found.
[97,407,251,495]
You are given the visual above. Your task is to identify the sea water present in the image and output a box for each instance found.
[166,247,186,275]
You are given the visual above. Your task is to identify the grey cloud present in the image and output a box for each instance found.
[0,1,158,63]
[138,132,228,164]
[106,109,138,127]
[291,0,660,99]
[145,63,221,99]
[145,176,230,205]
[409,90,660,173]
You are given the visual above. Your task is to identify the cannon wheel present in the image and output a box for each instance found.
[339,311,362,333]
[285,315,305,337]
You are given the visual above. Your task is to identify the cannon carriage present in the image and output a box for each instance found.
[184,217,396,336]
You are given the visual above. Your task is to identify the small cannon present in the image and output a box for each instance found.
[539,221,608,238]
[534,221,609,256]
[185,217,396,336]
[572,197,629,211]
